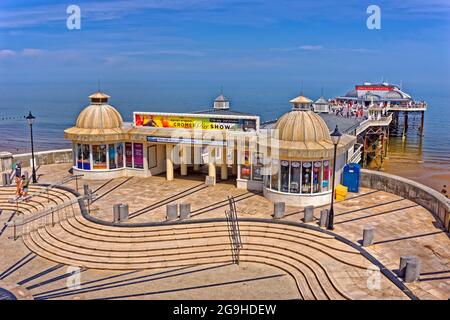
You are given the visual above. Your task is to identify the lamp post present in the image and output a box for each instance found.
[26,111,37,183]
[327,125,342,230]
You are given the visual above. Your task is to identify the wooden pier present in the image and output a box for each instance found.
[356,103,427,170]
[389,105,426,137]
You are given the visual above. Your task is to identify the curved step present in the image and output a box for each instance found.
[67,210,358,254]
[50,217,367,269]
[23,220,364,300]
[24,228,350,300]
[18,203,390,300]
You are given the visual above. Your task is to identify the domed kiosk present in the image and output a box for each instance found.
[260,95,356,206]
[64,92,143,180]
[75,92,123,130]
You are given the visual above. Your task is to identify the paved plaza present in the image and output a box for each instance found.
[0,163,448,300]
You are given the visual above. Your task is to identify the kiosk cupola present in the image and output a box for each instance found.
[213,93,230,110]
[289,95,313,111]
[89,91,110,105]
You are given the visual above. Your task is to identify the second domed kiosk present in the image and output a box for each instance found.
[261,95,355,206]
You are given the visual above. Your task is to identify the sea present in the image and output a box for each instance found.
[0,86,449,191]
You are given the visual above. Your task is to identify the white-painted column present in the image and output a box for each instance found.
[143,143,149,172]
[193,146,200,172]
[72,142,76,166]
[181,145,188,176]
[166,144,174,181]
[208,147,216,184]
[221,146,228,180]
[89,145,93,170]
[105,144,110,170]
[232,148,238,176]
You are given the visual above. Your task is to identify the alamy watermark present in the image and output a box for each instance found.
[165,128,280,175]
[66,266,82,290]
[366,5,381,30]
[366,265,381,290]
[66,5,81,30]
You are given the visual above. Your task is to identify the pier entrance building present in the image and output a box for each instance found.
[65,91,356,206]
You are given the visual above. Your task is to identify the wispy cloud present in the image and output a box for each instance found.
[0,49,16,57]
[0,0,231,28]
[155,49,205,56]
[270,45,376,54]
[270,45,324,52]
[390,0,450,15]
[0,48,45,58]
[102,49,207,65]
[1,0,449,30]
[298,45,323,51]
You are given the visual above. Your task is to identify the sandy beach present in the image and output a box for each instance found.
[382,159,450,193]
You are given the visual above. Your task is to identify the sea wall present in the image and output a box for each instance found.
[0,152,14,172]
[0,149,73,172]
[360,169,450,232]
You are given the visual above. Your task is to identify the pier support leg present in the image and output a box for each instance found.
[402,111,408,140]
[362,133,368,168]
[402,111,408,139]
[420,111,425,136]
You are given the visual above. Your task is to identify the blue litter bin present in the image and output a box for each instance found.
[342,163,361,193]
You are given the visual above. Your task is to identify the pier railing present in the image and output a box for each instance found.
[349,143,363,164]
[356,114,392,135]
[387,103,427,112]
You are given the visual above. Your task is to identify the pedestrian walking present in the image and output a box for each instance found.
[21,174,30,198]
[15,161,22,178]
[15,175,22,198]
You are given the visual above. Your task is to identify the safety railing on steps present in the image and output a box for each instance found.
[226,196,243,264]
[3,195,89,241]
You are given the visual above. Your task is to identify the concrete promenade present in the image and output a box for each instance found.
[0,163,448,300]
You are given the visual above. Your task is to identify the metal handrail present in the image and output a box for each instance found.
[231,196,242,249]
[8,174,83,204]
[5,196,85,228]
[225,208,237,264]
[3,188,93,241]
[226,196,242,264]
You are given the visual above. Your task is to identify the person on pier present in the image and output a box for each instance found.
[441,185,448,198]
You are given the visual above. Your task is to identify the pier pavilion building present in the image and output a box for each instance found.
[64,91,356,206]
[331,82,427,168]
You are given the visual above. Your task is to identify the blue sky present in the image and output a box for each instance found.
[0,0,449,113]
